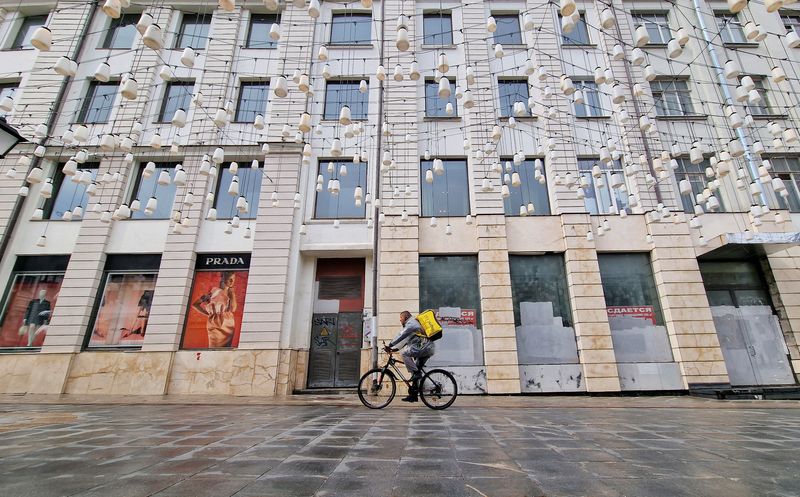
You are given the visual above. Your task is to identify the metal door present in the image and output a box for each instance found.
[307,312,362,388]
[334,313,362,387]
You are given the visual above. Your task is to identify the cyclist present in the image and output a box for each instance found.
[384,310,435,403]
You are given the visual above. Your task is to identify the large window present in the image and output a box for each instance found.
[10,15,47,49]
[498,79,529,118]
[561,14,590,45]
[768,157,800,212]
[330,12,372,45]
[0,256,68,349]
[420,159,470,217]
[674,158,724,214]
[176,13,211,49]
[214,163,262,219]
[492,14,522,44]
[130,163,179,220]
[578,159,628,215]
[745,78,772,116]
[234,82,269,123]
[574,80,604,117]
[87,255,160,349]
[502,160,550,216]
[158,81,194,123]
[324,81,368,120]
[423,12,453,45]
[246,14,279,49]
[77,82,117,124]
[634,12,671,45]
[315,160,367,219]
[102,13,138,49]
[419,255,484,368]
[651,79,695,117]
[44,163,98,220]
[717,14,747,44]
[424,79,457,117]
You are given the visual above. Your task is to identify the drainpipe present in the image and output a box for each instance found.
[370,0,387,370]
[690,0,765,206]
[0,1,100,265]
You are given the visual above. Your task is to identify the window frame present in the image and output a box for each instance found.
[419,158,471,218]
[573,80,606,118]
[716,13,748,44]
[329,12,372,46]
[43,163,99,220]
[313,160,368,220]
[744,77,773,116]
[633,12,671,45]
[175,13,211,50]
[783,14,800,37]
[77,81,118,124]
[561,13,590,45]
[234,81,270,123]
[492,13,523,45]
[497,79,530,118]
[650,79,695,117]
[129,162,180,220]
[101,12,139,49]
[213,162,263,220]
[674,158,725,214]
[10,14,48,50]
[578,159,629,215]
[323,80,369,121]
[246,13,279,49]
[422,11,453,46]
[501,159,551,217]
[424,78,458,118]
[765,157,800,212]
[157,81,194,123]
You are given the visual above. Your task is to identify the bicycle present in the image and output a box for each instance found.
[357,341,458,410]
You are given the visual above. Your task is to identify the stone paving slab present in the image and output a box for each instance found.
[0,402,798,496]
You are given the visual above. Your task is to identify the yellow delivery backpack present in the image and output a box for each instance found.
[415,310,443,341]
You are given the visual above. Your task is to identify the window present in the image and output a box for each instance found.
[745,78,772,116]
[176,13,211,49]
[420,159,470,217]
[502,159,550,216]
[158,82,194,123]
[102,13,138,49]
[43,163,98,220]
[130,163,179,220]
[214,163,262,219]
[561,14,590,45]
[418,255,484,367]
[675,158,724,214]
[234,81,269,123]
[314,160,368,219]
[783,14,800,36]
[493,14,522,44]
[11,15,47,49]
[324,81,368,120]
[425,79,457,117]
[578,159,628,215]
[423,12,452,45]
[0,84,17,117]
[498,79,529,118]
[77,82,117,124]
[246,14,279,49]
[767,158,800,212]
[717,14,747,44]
[650,79,695,117]
[634,12,671,45]
[330,13,371,45]
[574,80,605,117]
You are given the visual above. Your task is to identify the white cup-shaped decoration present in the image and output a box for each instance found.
[396,27,409,51]
[734,85,749,102]
[561,15,576,34]
[766,0,784,13]
[593,66,606,85]
[298,112,312,132]
[409,61,420,81]
[740,75,755,91]
[611,84,625,104]
[438,76,451,98]
[31,207,44,220]
[142,23,163,50]
[136,12,153,34]
[159,65,173,82]
[486,16,497,33]
[437,53,449,73]
[727,0,747,13]
[786,31,800,49]
[523,13,535,31]
[560,0,576,17]
[54,56,76,77]
[120,77,138,100]
[612,44,625,60]
[393,64,403,81]
[31,26,53,51]
[630,47,646,66]
[0,94,13,113]
[149,133,162,149]
[171,108,187,128]
[644,64,657,81]
[667,38,683,59]
[723,59,741,79]
[119,136,134,152]
[634,25,650,47]
[213,107,227,128]
[269,22,280,41]
[273,76,288,98]
[94,62,111,82]
[180,47,195,68]
[100,134,116,152]
[600,8,615,29]
[772,66,787,84]
[783,128,799,144]
[73,124,89,143]
[102,0,122,18]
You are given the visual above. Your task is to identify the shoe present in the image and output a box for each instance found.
[401,395,418,403]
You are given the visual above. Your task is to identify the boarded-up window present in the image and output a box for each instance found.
[318,276,361,300]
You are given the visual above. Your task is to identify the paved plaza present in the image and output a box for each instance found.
[0,396,798,497]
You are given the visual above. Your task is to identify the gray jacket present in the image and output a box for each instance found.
[389,317,435,357]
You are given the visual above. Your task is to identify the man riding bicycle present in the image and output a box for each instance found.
[384,310,435,403]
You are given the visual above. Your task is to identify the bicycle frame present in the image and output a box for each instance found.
[375,354,422,388]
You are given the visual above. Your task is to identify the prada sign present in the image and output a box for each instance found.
[195,253,251,270]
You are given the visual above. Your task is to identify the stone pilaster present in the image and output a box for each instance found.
[766,246,800,381]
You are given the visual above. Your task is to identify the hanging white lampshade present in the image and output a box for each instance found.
[612,44,625,60]
[173,167,186,186]
[142,197,157,216]
[438,77,451,98]
[212,108,227,128]
[33,145,46,158]
[560,75,575,95]
[273,76,288,98]
[268,22,281,42]
[667,39,683,59]
[54,56,77,77]
[35,234,47,247]
[723,59,741,79]
[396,27,410,51]
[136,12,153,34]
[94,61,111,82]
[143,161,156,178]
[99,133,115,152]
[25,166,44,184]
[149,133,162,149]
[33,123,48,139]
[102,0,122,18]
[766,0,784,12]
[634,25,650,47]
[32,25,53,51]
[560,0,576,17]
[466,66,476,85]
[142,24,164,50]
[599,8,615,29]
[39,180,53,199]
[171,108,187,128]
[0,94,13,113]
[437,53,449,73]
[120,77,138,100]
[611,84,625,104]
[156,169,171,186]
[463,90,474,109]
[561,14,576,34]
[338,105,352,125]
[630,48,646,66]
[727,0,747,13]
[494,43,504,58]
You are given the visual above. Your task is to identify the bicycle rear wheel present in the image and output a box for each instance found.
[419,369,458,410]
[357,368,396,409]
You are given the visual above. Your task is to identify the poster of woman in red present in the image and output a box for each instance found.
[182,254,250,349]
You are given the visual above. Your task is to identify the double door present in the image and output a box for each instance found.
[307,312,362,388]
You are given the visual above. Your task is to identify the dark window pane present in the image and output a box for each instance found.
[562,14,590,45]
[314,160,368,219]
[247,14,279,49]
[578,159,627,214]
[235,82,269,122]
[574,81,604,117]
[598,253,665,326]
[12,15,47,49]
[493,14,522,44]
[324,81,368,120]
[78,82,117,124]
[45,164,98,220]
[425,80,456,117]
[423,13,452,45]
[215,163,262,219]
[158,82,194,122]
[88,272,157,348]
[675,159,725,213]
[420,159,470,217]
[503,160,550,216]
[498,80,528,117]
[102,13,138,49]
[177,13,210,49]
[130,163,179,220]
[0,272,64,349]
[330,13,372,45]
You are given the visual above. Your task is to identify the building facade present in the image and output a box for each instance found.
[0,0,798,396]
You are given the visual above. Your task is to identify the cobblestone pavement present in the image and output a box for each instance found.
[0,401,799,497]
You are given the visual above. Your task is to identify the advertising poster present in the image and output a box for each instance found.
[438,307,477,327]
[0,273,63,348]
[182,254,250,349]
[606,306,657,325]
[89,273,157,347]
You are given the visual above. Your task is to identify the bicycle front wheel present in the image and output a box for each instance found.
[419,369,458,410]
[357,368,396,409]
